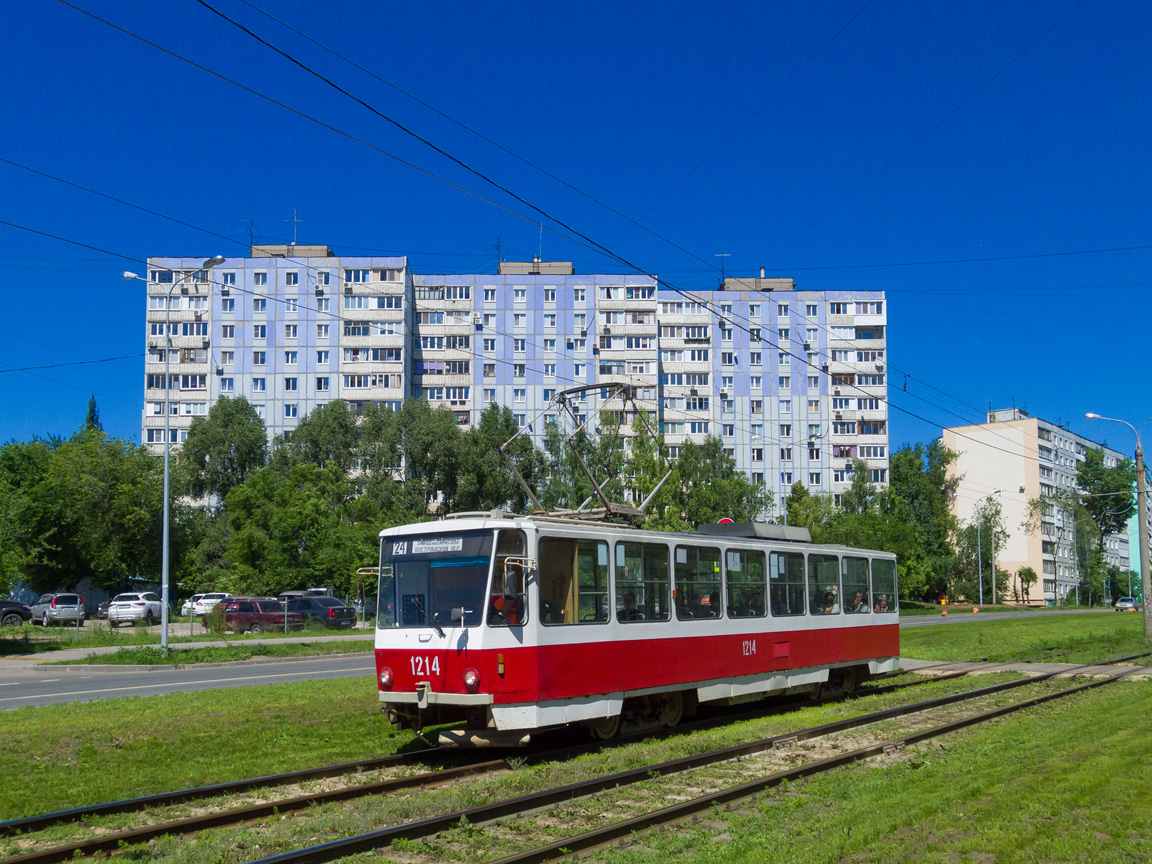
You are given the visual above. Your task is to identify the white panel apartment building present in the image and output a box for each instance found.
[143,248,889,515]
[943,408,1130,604]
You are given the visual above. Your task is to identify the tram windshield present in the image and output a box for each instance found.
[379,530,493,630]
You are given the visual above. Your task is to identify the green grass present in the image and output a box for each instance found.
[56,641,375,665]
[0,676,409,820]
[591,679,1152,864]
[901,610,1150,664]
[0,622,372,656]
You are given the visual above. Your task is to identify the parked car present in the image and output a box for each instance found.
[96,601,110,620]
[209,597,304,634]
[192,593,232,617]
[286,596,357,629]
[0,598,33,627]
[180,594,205,616]
[108,592,163,627]
[1114,596,1139,612]
[30,593,85,626]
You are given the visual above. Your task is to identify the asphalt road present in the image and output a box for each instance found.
[0,652,376,709]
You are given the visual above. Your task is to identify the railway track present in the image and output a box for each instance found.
[1,658,1143,864]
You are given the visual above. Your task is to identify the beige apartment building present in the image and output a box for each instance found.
[943,408,1129,605]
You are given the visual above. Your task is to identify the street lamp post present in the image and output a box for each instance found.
[124,256,224,652]
[1085,412,1151,644]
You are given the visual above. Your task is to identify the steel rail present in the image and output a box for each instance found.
[240,669,1092,864]
[487,670,1138,864]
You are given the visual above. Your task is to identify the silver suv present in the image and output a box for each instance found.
[31,593,85,626]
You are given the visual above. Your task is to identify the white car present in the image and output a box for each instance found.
[192,593,232,616]
[180,594,205,616]
[108,592,162,627]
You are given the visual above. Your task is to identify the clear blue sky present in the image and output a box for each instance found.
[1,0,1148,455]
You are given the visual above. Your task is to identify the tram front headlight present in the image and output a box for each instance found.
[463,668,480,693]
[379,667,393,690]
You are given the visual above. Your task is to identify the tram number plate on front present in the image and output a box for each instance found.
[410,655,440,676]
[742,639,757,656]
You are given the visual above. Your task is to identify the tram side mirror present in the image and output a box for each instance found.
[450,607,466,623]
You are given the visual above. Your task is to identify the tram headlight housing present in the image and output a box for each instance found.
[463,668,480,693]
[379,667,393,690]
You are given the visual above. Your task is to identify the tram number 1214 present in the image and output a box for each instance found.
[742,639,757,657]
[410,655,441,676]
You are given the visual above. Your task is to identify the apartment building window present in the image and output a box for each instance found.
[809,375,819,388]
[573,363,584,377]
[221,325,235,339]
[750,376,762,390]
[722,424,734,437]
[833,469,851,483]
[806,304,818,317]
[721,375,733,390]
[751,448,764,462]
[253,351,266,365]
[344,269,370,283]
[221,298,235,313]
[722,398,734,414]
[285,324,297,339]
[254,324,266,339]
[222,272,236,286]
[690,422,710,434]
[316,377,329,392]
[860,445,886,458]
[720,327,733,342]
[781,399,792,413]
[543,338,556,351]
[781,472,793,485]
[780,447,792,461]
[182,322,209,337]
[573,288,586,301]
[574,313,586,330]
[721,352,734,366]
[543,313,556,328]
[514,388,526,403]
[483,338,496,352]
[832,397,851,410]
[778,375,790,389]
[778,352,790,367]
[253,404,265,420]
[808,399,820,414]
[514,414,526,427]
[831,349,852,361]
[857,301,883,314]
[830,302,849,314]
[777,303,789,317]
[544,363,556,377]
[689,349,709,362]
[749,303,760,317]
[254,272,267,286]
[317,350,329,364]
[858,397,880,410]
[833,421,857,434]
[779,328,790,342]
[285,351,298,364]
[870,469,888,483]
[514,314,526,328]
[317,297,330,312]
[513,338,526,352]
[285,271,298,287]
[809,446,821,460]
[513,288,526,303]
[484,388,496,403]
[543,288,556,302]
[220,378,234,393]
[751,399,763,414]
[283,377,298,392]
[861,420,886,435]
[317,324,329,338]
[483,288,496,302]
[808,423,821,437]
[220,351,234,365]
[286,298,299,313]
[748,351,760,366]
[254,298,267,312]
[514,364,525,377]
[857,350,883,362]
[780,424,792,437]
[252,378,266,392]
[318,272,331,286]
[809,472,821,485]
[285,404,298,419]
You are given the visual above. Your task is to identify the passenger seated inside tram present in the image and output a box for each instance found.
[675,593,692,619]
[705,591,721,617]
[488,593,521,626]
[823,591,840,614]
[874,596,889,613]
[849,591,869,613]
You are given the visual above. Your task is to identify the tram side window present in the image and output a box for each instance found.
[615,542,670,622]
[675,545,722,619]
[537,537,609,625]
[872,559,898,613]
[727,549,766,618]
[769,551,806,616]
[489,529,529,627]
[808,554,840,614]
[841,557,870,613]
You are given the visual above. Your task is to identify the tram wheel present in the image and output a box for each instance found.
[839,667,859,694]
[588,714,621,740]
[658,691,684,727]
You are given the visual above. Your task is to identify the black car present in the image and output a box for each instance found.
[285,597,357,629]
[1,598,33,627]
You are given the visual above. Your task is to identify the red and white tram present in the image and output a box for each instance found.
[374,513,900,746]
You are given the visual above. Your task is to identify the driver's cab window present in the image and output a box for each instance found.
[489,529,529,627]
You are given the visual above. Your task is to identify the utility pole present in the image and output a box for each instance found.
[976,502,984,606]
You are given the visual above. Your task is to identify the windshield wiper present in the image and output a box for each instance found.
[412,597,444,637]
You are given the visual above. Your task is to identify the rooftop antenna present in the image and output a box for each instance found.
[715,253,730,284]
[538,223,543,261]
[492,237,502,264]
[285,209,302,246]
[240,219,256,247]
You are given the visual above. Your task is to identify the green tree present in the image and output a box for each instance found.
[455,404,544,513]
[1015,565,1039,603]
[273,399,358,472]
[1077,447,1136,557]
[671,437,764,528]
[84,396,102,432]
[179,397,267,503]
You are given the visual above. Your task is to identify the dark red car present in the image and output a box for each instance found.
[208,597,304,634]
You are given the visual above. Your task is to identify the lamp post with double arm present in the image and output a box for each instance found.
[124,256,224,652]
[1085,412,1151,644]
